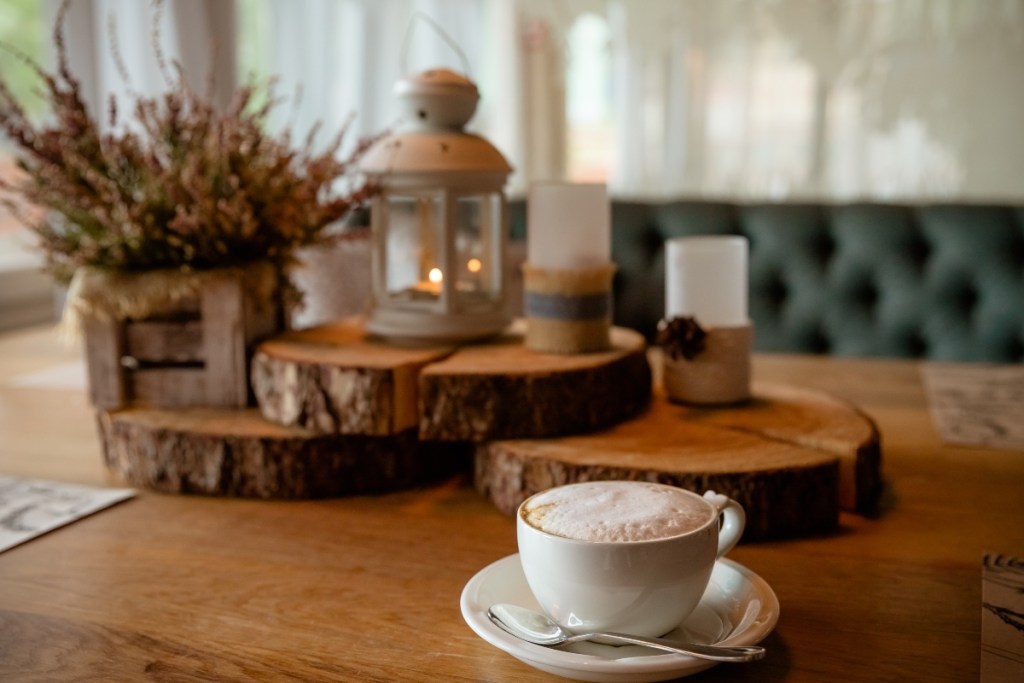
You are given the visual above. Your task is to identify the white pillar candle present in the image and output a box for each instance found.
[527,182,610,269]
[665,235,748,327]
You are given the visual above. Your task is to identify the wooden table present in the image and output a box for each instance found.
[2,325,1022,682]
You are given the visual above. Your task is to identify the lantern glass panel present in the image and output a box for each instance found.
[382,194,444,304]
[454,193,502,309]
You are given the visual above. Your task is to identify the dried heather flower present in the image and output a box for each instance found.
[0,0,376,283]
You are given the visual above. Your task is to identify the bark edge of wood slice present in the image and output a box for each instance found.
[97,407,466,499]
[674,381,883,515]
[419,324,652,441]
[475,382,882,539]
[251,319,454,436]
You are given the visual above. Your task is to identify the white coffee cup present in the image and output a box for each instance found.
[517,480,746,638]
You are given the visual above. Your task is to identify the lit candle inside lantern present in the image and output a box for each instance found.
[665,236,748,327]
[408,267,444,298]
[527,182,610,269]
[427,267,443,293]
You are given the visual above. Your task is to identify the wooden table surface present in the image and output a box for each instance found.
[1,325,1022,682]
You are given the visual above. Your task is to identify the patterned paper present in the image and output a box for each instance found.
[982,553,1024,682]
[0,476,135,553]
[921,364,1024,449]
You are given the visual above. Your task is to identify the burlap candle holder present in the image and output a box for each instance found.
[522,262,616,353]
[662,323,753,405]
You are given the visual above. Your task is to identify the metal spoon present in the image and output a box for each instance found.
[487,603,765,663]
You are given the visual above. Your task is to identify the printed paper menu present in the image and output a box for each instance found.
[0,476,135,553]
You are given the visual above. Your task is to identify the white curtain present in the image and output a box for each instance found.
[59,0,1024,202]
[516,0,1024,201]
[58,0,236,129]
[260,1,519,165]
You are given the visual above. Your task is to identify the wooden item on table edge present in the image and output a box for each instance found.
[97,407,466,499]
[251,319,454,436]
[419,322,651,441]
[475,382,883,538]
[82,262,283,410]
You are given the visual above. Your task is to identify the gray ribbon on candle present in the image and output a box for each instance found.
[524,291,611,321]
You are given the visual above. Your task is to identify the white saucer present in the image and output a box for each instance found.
[460,554,779,683]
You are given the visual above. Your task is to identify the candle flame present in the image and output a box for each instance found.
[428,267,443,284]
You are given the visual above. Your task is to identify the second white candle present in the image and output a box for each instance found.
[665,235,748,327]
[527,182,610,269]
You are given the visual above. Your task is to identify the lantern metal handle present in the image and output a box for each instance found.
[399,11,473,78]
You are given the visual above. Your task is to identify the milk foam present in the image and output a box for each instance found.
[521,481,714,542]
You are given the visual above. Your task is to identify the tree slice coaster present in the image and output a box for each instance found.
[672,382,882,515]
[475,383,881,539]
[418,323,652,441]
[251,319,454,436]
[97,407,463,499]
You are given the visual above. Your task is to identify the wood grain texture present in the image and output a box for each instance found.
[82,315,125,409]
[127,367,208,407]
[419,323,652,440]
[4,327,1024,683]
[97,407,463,498]
[251,319,454,436]
[475,392,852,540]
[253,320,651,443]
[80,263,284,411]
[200,271,249,407]
[96,320,650,500]
[124,320,203,362]
[681,381,883,514]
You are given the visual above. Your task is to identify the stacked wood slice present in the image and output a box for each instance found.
[97,408,451,498]
[97,319,653,499]
[474,383,881,540]
[249,321,651,442]
[94,316,882,538]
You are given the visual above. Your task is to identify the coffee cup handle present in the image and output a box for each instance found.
[703,491,746,557]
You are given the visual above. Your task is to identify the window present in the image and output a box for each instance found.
[0,0,53,332]
[4,1,1023,333]
[566,13,612,183]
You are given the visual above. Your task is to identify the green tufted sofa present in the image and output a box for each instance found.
[508,200,1024,362]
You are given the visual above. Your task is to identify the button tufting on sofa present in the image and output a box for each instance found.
[509,199,1024,361]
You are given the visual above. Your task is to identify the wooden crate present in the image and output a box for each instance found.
[82,264,283,409]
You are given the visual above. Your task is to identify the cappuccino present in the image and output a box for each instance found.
[520,481,715,543]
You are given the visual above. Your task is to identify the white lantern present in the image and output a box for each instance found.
[359,69,513,342]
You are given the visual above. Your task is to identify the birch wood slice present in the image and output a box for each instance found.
[418,323,652,441]
[475,383,881,539]
[97,408,462,498]
[251,319,454,436]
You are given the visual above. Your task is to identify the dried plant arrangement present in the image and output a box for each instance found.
[0,0,374,312]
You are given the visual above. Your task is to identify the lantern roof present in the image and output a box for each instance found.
[360,131,511,178]
[395,69,479,130]
[360,68,512,181]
